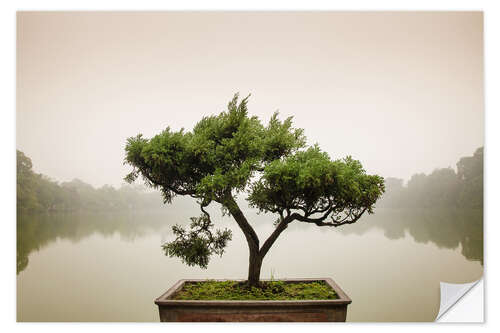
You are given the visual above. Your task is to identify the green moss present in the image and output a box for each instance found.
[171,280,338,300]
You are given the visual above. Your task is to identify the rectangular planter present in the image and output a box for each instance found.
[154,278,352,322]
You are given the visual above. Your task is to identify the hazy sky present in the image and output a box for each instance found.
[17,11,483,188]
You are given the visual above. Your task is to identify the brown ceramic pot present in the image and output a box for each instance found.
[154,278,352,322]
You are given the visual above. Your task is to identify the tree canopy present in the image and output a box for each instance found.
[124,94,385,285]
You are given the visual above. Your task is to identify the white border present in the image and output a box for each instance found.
[2,1,498,332]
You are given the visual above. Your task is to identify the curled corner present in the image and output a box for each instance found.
[436,279,482,321]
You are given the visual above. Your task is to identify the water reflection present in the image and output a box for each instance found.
[17,206,483,321]
[17,211,170,274]
[17,206,483,276]
[335,208,483,265]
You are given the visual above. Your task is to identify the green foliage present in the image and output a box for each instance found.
[172,280,338,300]
[124,94,385,270]
[124,94,306,204]
[249,146,385,216]
[162,215,232,268]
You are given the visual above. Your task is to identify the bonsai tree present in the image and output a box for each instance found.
[124,94,385,287]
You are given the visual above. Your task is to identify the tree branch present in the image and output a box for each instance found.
[139,167,195,197]
[291,208,368,227]
[259,215,293,258]
[293,204,337,223]
[225,194,260,250]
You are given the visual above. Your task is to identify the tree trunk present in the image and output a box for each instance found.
[224,194,263,287]
[247,249,263,287]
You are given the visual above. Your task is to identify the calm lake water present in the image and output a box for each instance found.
[17,201,483,322]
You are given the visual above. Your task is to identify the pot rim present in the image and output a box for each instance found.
[155,278,352,307]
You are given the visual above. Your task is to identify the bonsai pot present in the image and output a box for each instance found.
[154,278,352,322]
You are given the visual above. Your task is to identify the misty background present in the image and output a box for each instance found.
[16,12,484,322]
[17,12,483,189]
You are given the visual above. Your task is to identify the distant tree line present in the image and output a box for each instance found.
[17,147,483,213]
[378,147,483,209]
[17,150,165,212]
